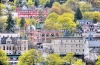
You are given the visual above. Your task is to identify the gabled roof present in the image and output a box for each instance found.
[21,34,28,40]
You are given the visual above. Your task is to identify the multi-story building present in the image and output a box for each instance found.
[26,24,61,44]
[0,33,28,65]
[51,33,84,56]
[16,5,49,22]
[84,34,100,62]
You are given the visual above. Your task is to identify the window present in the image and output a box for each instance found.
[46,33,49,37]
[71,45,74,47]
[56,33,59,37]
[76,49,77,51]
[71,49,74,52]
[3,46,5,50]
[76,44,77,47]
[7,41,10,43]
[51,33,54,37]
[42,33,45,37]
[79,49,80,51]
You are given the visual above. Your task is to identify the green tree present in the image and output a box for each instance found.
[74,60,83,65]
[0,50,8,65]
[75,8,83,20]
[96,56,100,65]
[28,0,34,7]
[6,13,15,33]
[18,49,42,65]
[46,54,63,65]
[20,17,25,27]
[63,52,75,65]
[38,0,50,6]
[79,2,92,12]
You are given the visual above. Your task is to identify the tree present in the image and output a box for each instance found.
[65,0,79,11]
[28,0,34,7]
[20,17,26,27]
[75,8,83,20]
[43,12,76,31]
[38,0,50,6]
[0,50,8,65]
[63,52,75,65]
[46,54,63,65]
[6,13,15,33]
[18,49,43,65]
[96,56,100,65]
[74,60,83,65]
[79,2,92,12]
[58,13,76,30]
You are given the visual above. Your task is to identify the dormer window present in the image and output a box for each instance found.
[7,41,11,43]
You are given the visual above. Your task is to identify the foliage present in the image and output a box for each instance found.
[96,56,100,65]
[6,13,15,33]
[0,50,8,65]
[79,2,92,12]
[75,8,83,20]
[20,17,26,27]
[46,54,63,65]
[43,12,76,30]
[63,52,75,64]
[65,0,79,11]
[14,0,19,6]
[49,2,74,15]
[28,0,34,7]
[83,11,100,22]
[38,0,50,6]
[74,60,83,65]
[18,49,42,65]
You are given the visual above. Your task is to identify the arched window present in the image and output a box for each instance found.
[56,33,59,37]
[42,33,45,37]
[46,33,49,37]
[51,33,54,37]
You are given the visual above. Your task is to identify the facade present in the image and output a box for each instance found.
[84,34,100,62]
[82,22,100,37]
[51,33,84,55]
[16,5,48,22]
[26,24,61,44]
[0,33,28,65]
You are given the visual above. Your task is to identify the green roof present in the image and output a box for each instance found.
[22,34,28,40]
[36,23,41,29]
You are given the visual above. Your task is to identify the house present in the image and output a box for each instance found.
[16,5,49,22]
[51,34,84,56]
[82,22,100,37]
[26,24,61,44]
[84,34,100,62]
[0,33,28,65]
[77,20,93,26]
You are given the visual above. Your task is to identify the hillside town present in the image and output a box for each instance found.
[0,0,100,65]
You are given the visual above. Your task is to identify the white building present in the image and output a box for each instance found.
[51,34,84,55]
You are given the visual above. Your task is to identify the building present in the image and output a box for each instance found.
[82,22,100,37]
[16,5,49,22]
[84,34,100,62]
[26,24,61,44]
[0,33,28,65]
[51,33,84,56]
[77,20,93,26]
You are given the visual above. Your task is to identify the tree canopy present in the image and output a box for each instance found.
[43,12,76,31]
[18,49,42,65]
[0,50,8,65]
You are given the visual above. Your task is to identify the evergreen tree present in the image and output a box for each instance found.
[20,17,25,27]
[75,8,83,20]
[6,13,15,33]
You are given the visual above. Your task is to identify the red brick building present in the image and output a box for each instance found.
[16,6,49,22]
[26,25,61,44]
